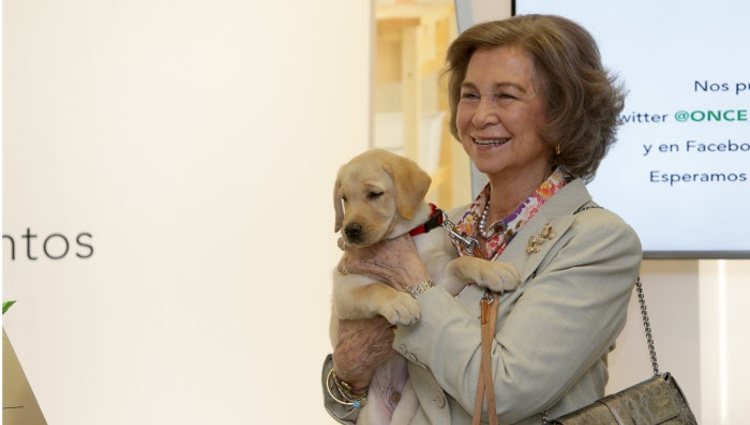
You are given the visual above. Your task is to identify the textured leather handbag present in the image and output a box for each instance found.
[547,277,698,424]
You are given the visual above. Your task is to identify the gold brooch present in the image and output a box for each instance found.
[527,223,556,254]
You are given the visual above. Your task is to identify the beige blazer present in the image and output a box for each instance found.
[323,179,643,424]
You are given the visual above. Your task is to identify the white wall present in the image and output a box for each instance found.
[697,260,750,424]
[3,1,370,424]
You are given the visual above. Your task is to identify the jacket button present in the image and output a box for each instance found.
[390,391,401,404]
[434,394,446,408]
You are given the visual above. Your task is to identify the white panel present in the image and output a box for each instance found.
[699,260,750,424]
[3,1,371,424]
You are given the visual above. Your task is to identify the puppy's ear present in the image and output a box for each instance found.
[383,156,431,220]
[333,177,344,233]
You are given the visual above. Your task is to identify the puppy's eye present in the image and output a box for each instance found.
[367,191,384,200]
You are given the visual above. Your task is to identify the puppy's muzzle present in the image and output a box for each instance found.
[344,223,363,243]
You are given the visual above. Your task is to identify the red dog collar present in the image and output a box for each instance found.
[408,203,445,237]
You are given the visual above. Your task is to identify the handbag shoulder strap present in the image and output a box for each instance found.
[472,291,500,425]
[635,276,660,376]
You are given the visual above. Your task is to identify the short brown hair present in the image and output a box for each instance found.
[446,14,625,180]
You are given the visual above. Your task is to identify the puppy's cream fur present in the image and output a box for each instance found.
[330,149,520,425]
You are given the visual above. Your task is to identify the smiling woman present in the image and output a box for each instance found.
[455,46,550,221]
[324,14,642,425]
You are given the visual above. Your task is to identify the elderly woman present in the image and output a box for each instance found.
[323,14,642,425]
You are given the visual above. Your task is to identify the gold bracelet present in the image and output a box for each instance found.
[326,368,368,409]
[335,372,367,398]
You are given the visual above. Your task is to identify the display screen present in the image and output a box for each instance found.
[511,0,750,258]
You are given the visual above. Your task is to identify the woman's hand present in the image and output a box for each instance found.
[332,317,396,390]
[339,234,431,291]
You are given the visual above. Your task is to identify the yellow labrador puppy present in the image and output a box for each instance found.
[330,149,520,425]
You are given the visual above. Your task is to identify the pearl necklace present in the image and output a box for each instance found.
[478,200,500,239]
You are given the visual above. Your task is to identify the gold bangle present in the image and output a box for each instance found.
[326,368,368,409]
[335,372,367,397]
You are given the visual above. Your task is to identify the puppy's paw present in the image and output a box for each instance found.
[445,256,521,293]
[474,262,521,293]
[379,292,421,325]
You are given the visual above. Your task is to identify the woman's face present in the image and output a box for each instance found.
[456,46,551,185]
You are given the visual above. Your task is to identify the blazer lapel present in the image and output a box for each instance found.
[498,179,592,284]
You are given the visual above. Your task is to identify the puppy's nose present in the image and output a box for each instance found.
[344,223,362,241]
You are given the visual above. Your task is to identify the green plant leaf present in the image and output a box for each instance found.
[3,300,16,314]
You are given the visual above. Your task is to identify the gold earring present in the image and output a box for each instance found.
[555,144,561,156]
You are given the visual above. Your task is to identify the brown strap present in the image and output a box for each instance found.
[472,292,500,425]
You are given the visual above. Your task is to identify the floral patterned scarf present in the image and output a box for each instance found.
[452,168,571,260]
